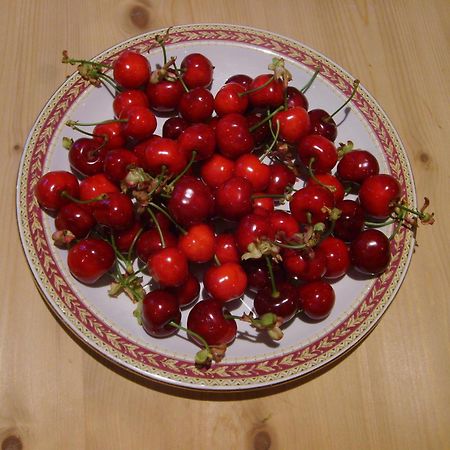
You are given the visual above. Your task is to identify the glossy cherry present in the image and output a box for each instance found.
[178,123,216,161]
[113,50,150,88]
[136,228,177,262]
[299,281,335,320]
[337,149,380,185]
[306,173,345,204]
[267,210,300,241]
[35,171,80,212]
[308,109,337,142]
[103,148,139,182]
[79,173,119,203]
[187,299,237,346]
[248,74,284,108]
[333,199,366,242]
[214,82,248,117]
[167,273,200,309]
[215,113,255,159]
[266,163,296,195]
[234,154,270,192]
[200,154,235,189]
[178,87,215,123]
[297,134,338,174]
[318,236,350,279]
[147,247,189,287]
[146,72,184,113]
[254,281,299,323]
[289,185,335,224]
[286,86,309,110]
[144,136,187,176]
[214,233,240,264]
[91,192,134,230]
[203,262,248,303]
[180,53,214,89]
[272,106,310,144]
[358,174,401,220]
[113,89,149,117]
[178,223,215,263]
[67,238,115,284]
[54,202,96,239]
[120,106,157,141]
[235,213,270,254]
[350,229,391,275]
[167,176,215,227]
[93,121,126,151]
[141,289,181,337]
[69,138,108,176]
[162,116,189,140]
[215,176,253,221]
[225,74,253,88]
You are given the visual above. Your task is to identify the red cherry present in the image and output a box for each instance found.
[178,87,214,123]
[67,238,115,284]
[214,233,240,264]
[200,154,235,189]
[69,138,108,176]
[286,86,309,110]
[272,107,310,144]
[35,171,80,212]
[203,262,248,303]
[147,247,189,287]
[216,113,255,159]
[113,51,150,88]
[333,199,366,242]
[289,185,335,224]
[162,117,189,140]
[214,82,248,117]
[267,210,300,241]
[167,273,200,309]
[103,148,139,182]
[93,122,126,151]
[299,281,335,320]
[337,149,380,185]
[246,110,271,148]
[136,228,177,262]
[358,174,401,220]
[146,73,184,113]
[266,163,296,195]
[180,53,214,89]
[178,223,215,263]
[167,176,214,227]
[225,74,253,88]
[187,299,237,346]
[243,259,285,292]
[282,249,307,278]
[113,220,142,253]
[79,173,119,203]
[350,229,391,275]
[113,89,149,117]
[144,136,187,176]
[54,203,96,239]
[254,281,298,322]
[142,289,181,337]
[215,176,253,221]
[252,195,274,216]
[120,106,157,141]
[297,134,338,174]
[296,248,327,282]
[235,213,270,254]
[234,154,270,192]
[91,192,134,231]
[308,109,337,142]
[178,123,216,161]
[306,173,345,204]
[318,236,350,279]
[248,74,284,108]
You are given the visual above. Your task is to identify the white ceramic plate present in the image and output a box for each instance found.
[16,24,416,391]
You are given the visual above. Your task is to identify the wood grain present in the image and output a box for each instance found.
[1,1,449,449]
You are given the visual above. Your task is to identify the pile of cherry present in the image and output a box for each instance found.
[34,34,434,368]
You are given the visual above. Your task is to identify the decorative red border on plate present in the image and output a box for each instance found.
[18,25,414,387]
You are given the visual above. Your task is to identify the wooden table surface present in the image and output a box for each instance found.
[1,1,449,449]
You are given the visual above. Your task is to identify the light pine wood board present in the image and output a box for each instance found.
[1,1,449,449]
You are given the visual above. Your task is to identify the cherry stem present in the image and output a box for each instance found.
[327,79,360,120]
[146,207,165,248]
[265,255,280,298]
[249,105,284,133]
[259,120,280,161]
[67,124,109,145]
[168,321,211,354]
[301,66,321,94]
[66,118,127,127]
[127,227,144,263]
[172,60,189,93]
[148,202,186,235]
[307,158,336,193]
[365,218,397,228]
[213,254,221,266]
[60,191,107,204]
[98,72,121,92]
[62,55,112,70]
[238,75,274,98]
[167,150,197,187]
[251,193,285,200]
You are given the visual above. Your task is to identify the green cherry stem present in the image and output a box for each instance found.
[249,105,284,133]
[146,207,166,248]
[307,158,336,193]
[148,202,187,235]
[167,150,197,187]
[66,118,127,127]
[301,66,321,94]
[326,79,360,121]
[259,119,280,161]
[60,191,107,204]
[265,255,280,298]
[238,75,275,98]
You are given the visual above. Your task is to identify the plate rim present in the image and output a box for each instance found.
[16,23,416,391]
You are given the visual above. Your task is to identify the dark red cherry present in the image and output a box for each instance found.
[181,53,214,89]
[215,176,253,221]
[289,185,335,224]
[308,109,337,142]
[235,213,270,254]
[142,289,181,337]
[162,116,189,140]
[91,192,134,231]
[267,210,300,241]
[297,134,338,174]
[103,148,139,182]
[35,171,80,212]
[272,107,310,144]
[214,233,240,264]
[266,163,296,195]
[350,229,391,275]
[146,72,184,113]
[67,238,115,284]
[178,123,216,161]
[167,176,214,227]
[216,113,255,159]
[286,86,309,110]
[167,273,200,309]
[187,299,237,346]
[254,281,298,322]
[54,203,96,239]
[337,149,380,185]
[93,122,126,151]
[225,74,253,88]
[318,236,350,279]
[178,87,214,123]
[358,174,401,220]
[136,228,177,262]
[69,138,108,176]
[333,199,366,242]
[299,281,335,320]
